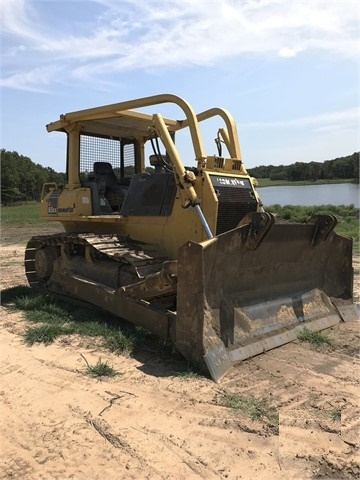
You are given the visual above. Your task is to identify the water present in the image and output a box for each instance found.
[257,183,360,207]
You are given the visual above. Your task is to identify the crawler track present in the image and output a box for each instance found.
[25,233,169,289]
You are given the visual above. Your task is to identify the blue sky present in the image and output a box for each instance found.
[1,0,358,172]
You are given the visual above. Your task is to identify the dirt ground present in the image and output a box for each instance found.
[1,224,359,480]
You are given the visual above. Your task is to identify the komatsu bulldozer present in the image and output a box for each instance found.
[25,94,356,381]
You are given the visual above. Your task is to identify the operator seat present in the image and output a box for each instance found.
[93,162,127,211]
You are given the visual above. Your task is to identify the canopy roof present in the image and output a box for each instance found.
[46,94,188,139]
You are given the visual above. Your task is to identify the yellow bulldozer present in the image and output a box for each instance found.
[25,94,356,381]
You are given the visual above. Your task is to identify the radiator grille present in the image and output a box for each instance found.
[209,175,258,235]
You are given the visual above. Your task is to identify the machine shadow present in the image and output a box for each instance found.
[0,285,203,380]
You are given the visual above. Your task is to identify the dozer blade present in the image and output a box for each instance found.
[175,214,354,382]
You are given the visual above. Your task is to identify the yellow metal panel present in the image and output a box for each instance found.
[40,187,93,219]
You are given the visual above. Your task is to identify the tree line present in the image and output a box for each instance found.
[247,152,359,182]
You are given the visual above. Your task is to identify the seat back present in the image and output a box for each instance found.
[93,162,120,188]
[93,162,127,211]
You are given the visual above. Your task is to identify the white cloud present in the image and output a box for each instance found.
[0,64,64,93]
[278,47,302,58]
[0,0,358,91]
[0,0,36,38]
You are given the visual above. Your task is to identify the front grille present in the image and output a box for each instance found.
[209,175,258,235]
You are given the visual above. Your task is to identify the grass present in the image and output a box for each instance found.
[24,323,74,345]
[217,391,279,426]
[171,362,202,379]
[297,327,333,346]
[1,285,149,354]
[104,329,136,355]
[1,203,43,224]
[81,354,119,378]
[328,409,341,422]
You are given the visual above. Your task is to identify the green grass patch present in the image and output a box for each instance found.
[328,409,341,422]
[13,294,69,316]
[171,361,202,379]
[1,285,36,304]
[175,370,201,379]
[104,329,136,355]
[81,354,119,378]
[297,327,333,345]
[1,285,167,358]
[217,391,279,425]
[23,323,75,345]
[26,309,69,324]
[1,203,43,224]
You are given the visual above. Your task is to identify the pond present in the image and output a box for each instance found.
[257,183,359,207]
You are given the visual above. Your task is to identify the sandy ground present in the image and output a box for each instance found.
[0,224,359,480]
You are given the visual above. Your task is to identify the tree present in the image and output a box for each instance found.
[1,149,66,204]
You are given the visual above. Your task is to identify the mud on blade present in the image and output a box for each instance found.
[175,215,354,381]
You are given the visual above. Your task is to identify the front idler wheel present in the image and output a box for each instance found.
[35,246,58,280]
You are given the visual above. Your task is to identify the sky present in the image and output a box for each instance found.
[1,0,358,172]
